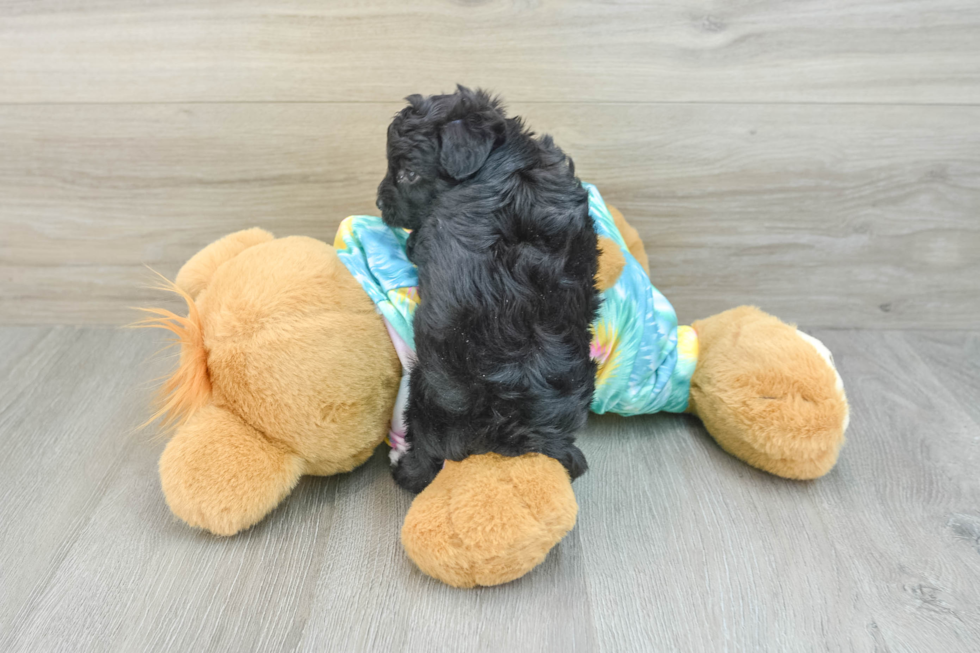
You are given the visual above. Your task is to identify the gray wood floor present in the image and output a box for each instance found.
[3,1,979,650]
[2,326,978,652]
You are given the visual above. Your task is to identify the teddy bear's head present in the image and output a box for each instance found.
[143,229,400,536]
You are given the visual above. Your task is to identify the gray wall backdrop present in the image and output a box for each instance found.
[1,0,978,327]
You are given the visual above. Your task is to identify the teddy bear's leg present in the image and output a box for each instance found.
[160,402,303,536]
[175,228,275,299]
[686,306,849,480]
[401,452,578,588]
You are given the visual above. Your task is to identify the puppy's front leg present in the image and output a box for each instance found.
[391,435,443,494]
[405,230,420,263]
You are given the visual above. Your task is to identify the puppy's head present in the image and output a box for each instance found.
[376,85,506,230]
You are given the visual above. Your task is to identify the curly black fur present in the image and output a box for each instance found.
[377,85,599,493]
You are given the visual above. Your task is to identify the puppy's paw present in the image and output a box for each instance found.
[552,443,588,480]
[391,448,443,494]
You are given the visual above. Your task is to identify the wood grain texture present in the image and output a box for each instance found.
[3,1,977,648]
[903,331,980,430]
[2,102,978,327]
[2,326,980,652]
[576,328,980,651]
[0,327,163,640]
[1,0,979,104]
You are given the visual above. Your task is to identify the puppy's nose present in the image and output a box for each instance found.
[376,197,385,212]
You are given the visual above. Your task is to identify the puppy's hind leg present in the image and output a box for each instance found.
[392,444,444,494]
[538,441,588,481]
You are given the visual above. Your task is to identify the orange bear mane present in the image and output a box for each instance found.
[131,274,212,431]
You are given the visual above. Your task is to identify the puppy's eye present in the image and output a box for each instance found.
[397,168,419,184]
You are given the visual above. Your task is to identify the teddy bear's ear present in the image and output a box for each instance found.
[176,228,275,300]
[159,403,303,536]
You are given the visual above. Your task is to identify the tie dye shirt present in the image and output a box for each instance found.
[334,183,698,425]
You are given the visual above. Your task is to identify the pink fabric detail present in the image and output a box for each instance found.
[383,318,415,463]
[384,319,416,371]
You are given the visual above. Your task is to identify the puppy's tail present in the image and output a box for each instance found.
[129,272,211,432]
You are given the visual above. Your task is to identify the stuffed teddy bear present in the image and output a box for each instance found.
[139,187,849,588]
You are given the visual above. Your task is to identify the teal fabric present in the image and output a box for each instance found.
[333,216,418,350]
[584,184,696,415]
[333,183,697,417]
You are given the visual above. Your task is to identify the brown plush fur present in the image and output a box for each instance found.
[194,236,400,468]
[607,204,650,275]
[604,208,848,478]
[595,236,626,292]
[176,227,276,300]
[159,403,303,536]
[688,306,849,479]
[144,209,849,586]
[400,453,577,588]
[148,230,400,536]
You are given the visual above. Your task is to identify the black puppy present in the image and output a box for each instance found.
[377,85,599,493]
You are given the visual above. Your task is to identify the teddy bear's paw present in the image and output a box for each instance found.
[159,404,304,536]
[795,330,849,434]
[400,452,577,588]
[689,306,850,480]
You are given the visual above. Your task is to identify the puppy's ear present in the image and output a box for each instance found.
[439,119,497,180]
[405,94,425,113]
[438,86,506,180]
